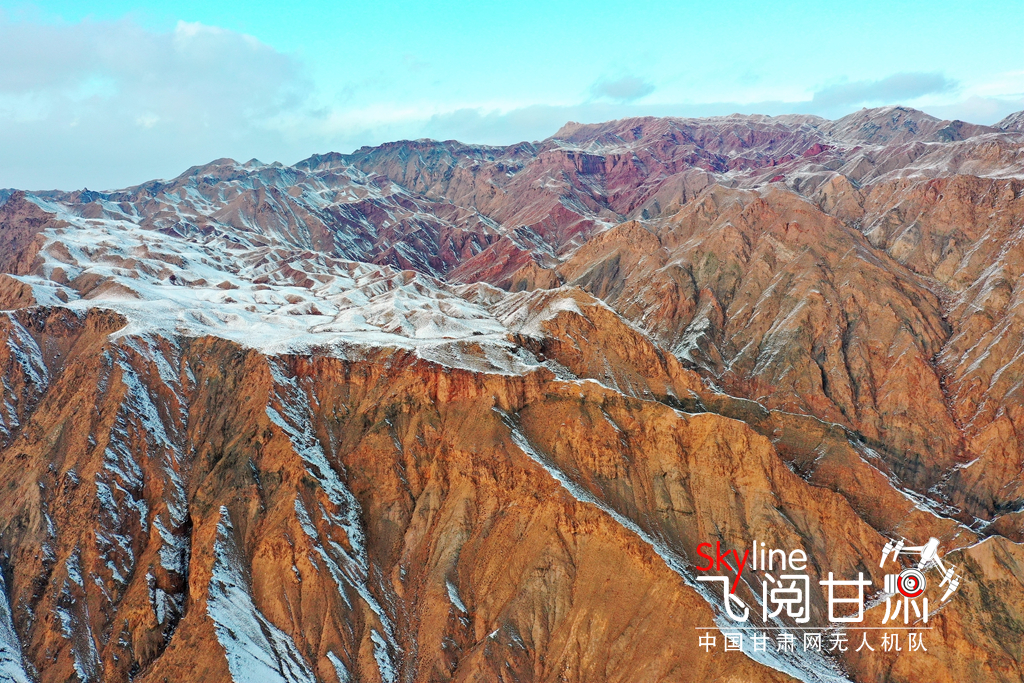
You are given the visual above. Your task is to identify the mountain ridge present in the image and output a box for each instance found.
[4,106,1021,198]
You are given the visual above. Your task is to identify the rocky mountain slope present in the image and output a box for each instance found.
[0,105,1023,683]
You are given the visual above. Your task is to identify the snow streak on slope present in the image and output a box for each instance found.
[0,315,49,439]
[266,360,400,683]
[496,408,853,683]
[0,569,30,683]
[208,507,316,683]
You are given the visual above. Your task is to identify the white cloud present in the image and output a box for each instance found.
[0,15,310,189]
[591,75,655,103]
[810,72,958,109]
[924,95,1024,125]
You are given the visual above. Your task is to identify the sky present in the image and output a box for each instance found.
[0,0,1022,190]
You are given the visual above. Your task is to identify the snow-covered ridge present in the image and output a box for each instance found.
[24,155,504,280]
[7,204,593,376]
[18,212,494,345]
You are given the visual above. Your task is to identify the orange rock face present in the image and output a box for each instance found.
[0,107,1023,683]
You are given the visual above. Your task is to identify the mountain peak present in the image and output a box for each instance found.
[997,109,1024,132]
[822,105,1002,144]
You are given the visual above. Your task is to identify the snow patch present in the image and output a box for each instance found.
[445,579,467,613]
[208,507,316,683]
[326,651,351,683]
[0,570,30,683]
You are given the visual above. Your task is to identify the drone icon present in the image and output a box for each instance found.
[879,536,961,603]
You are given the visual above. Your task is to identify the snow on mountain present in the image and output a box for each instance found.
[208,508,317,683]
[998,110,1024,133]
[2,108,1024,683]
[17,199,503,349]
[5,196,617,379]
[0,571,30,683]
[27,157,505,279]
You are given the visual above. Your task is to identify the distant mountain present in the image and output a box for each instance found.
[998,109,1024,132]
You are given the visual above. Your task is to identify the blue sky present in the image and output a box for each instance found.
[1,0,1022,189]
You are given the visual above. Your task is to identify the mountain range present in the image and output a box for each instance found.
[0,105,1023,682]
